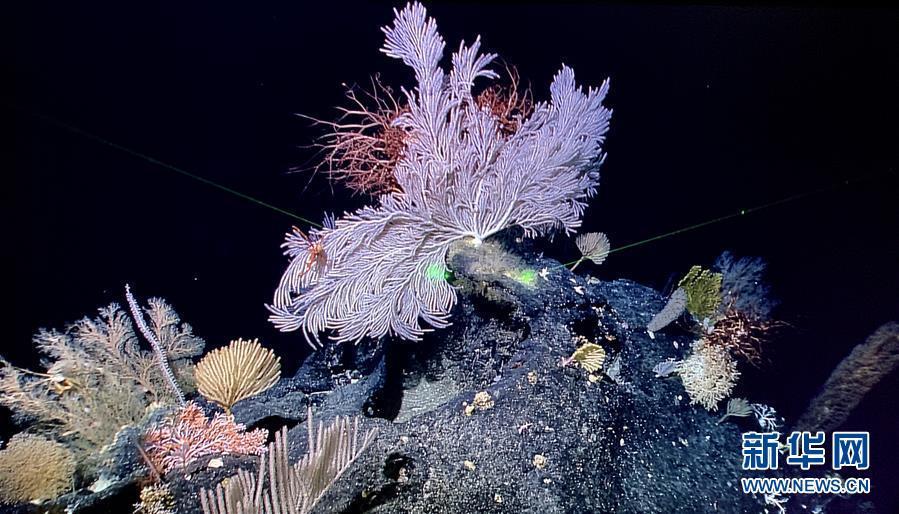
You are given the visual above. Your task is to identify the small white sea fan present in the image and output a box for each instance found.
[652,359,679,378]
[751,403,782,432]
[677,340,740,411]
[575,232,611,266]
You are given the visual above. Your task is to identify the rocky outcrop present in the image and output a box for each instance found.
[206,238,763,513]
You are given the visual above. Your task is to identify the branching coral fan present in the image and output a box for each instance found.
[0,300,203,455]
[195,338,281,414]
[269,2,612,345]
[677,340,740,411]
[143,402,267,473]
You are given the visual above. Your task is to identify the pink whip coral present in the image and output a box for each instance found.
[143,402,267,473]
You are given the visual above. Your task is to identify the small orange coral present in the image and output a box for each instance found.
[143,402,267,473]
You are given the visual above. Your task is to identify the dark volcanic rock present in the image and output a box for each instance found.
[37,237,873,514]
[231,336,388,430]
[180,237,769,514]
[5,240,875,514]
[294,239,763,514]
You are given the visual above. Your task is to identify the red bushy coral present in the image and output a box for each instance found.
[706,306,782,367]
[143,402,267,473]
[475,65,533,136]
[310,65,532,197]
[309,76,408,196]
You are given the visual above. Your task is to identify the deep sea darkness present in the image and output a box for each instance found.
[8,1,899,511]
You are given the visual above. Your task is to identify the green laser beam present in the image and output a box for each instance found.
[13,106,322,229]
[13,105,890,263]
[559,172,886,268]
[611,188,820,255]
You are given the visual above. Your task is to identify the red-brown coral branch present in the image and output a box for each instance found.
[306,65,532,197]
[706,305,782,367]
[305,75,408,196]
[142,402,267,474]
[475,64,534,136]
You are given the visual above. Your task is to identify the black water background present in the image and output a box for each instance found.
[7,2,898,510]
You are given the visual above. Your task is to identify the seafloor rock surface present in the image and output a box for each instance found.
[7,236,884,514]
[172,238,767,514]
[8,238,879,514]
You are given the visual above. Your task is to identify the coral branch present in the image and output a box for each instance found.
[126,284,186,405]
[795,322,899,432]
[270,2,612,344]
[304,76,408,196]
[143,402,267,473]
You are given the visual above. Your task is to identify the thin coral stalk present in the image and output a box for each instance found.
[125,284,186,405]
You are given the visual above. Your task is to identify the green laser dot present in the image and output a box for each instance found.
[425,263,447,281]
[512,269,538,287]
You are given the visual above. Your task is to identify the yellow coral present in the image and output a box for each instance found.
[135,484,175,514]
[677,265,723,321]
[570,341,606,373]
[196,338,281,414]
[464,391,494,416]
[0,434,75,504]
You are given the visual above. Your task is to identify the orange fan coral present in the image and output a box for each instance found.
[143,402,267,473]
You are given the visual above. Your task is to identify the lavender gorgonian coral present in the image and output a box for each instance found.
[269,2,612,345]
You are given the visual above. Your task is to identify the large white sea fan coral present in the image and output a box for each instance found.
[269,2,612,346]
